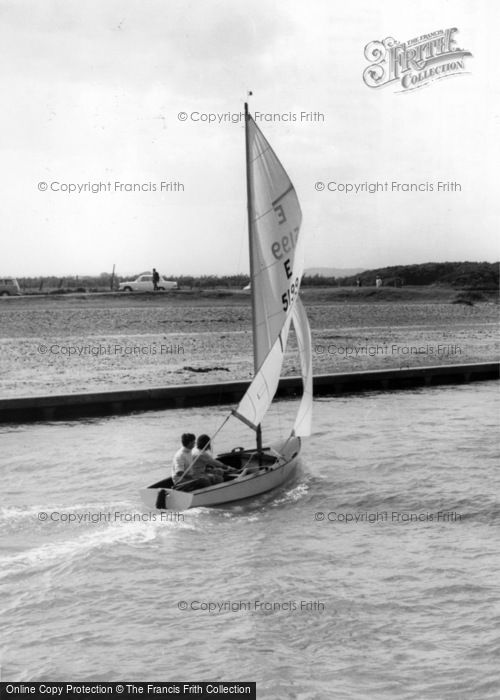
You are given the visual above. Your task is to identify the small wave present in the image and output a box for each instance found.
[0,513,185,580]
[329,491,500,520]
[0,501,134,524]
[271,481,309,507]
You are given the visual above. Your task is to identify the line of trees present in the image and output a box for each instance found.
[17,273,253,293]
[16,261,499,293]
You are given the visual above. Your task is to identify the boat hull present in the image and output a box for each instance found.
[140,436,301,511]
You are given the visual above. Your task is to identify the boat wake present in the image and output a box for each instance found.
[0,501,191,581]
[205,471,313,518]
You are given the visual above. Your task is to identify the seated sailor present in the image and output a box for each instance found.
[172,433,196,484]
[191,434,234,484]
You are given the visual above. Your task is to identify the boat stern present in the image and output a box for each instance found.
[140,487,194,512]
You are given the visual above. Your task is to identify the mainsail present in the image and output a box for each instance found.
[230,107,312,437]
[246,113,305,370]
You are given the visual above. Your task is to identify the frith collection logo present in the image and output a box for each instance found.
[363,28,472,91]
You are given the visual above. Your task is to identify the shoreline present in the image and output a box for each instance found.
[0,363,497,423]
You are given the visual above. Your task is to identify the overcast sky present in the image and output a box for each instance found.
[1,0,498,277]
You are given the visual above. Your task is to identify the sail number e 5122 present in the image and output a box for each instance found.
[270,206,300,311]
[282,276,300,311]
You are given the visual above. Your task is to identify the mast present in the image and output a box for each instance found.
[244,100,263,456]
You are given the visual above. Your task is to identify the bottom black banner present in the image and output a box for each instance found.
[0,683,256,700]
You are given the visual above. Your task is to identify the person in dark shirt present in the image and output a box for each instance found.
[152,268,160,291]
[192,434,241,484]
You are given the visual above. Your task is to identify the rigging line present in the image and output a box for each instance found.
[246,122,273,163]
[210,412,232,442]
[267,445,287,464]
[249,256,279,275]
[248,143,273,164]
[279,434,294,455]
[271,185,294,207]
[251,187,297,224]
[254,306,297,325]
[254,257,300,275]
[251,208,275,224]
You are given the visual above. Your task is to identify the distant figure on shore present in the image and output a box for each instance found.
[152,268,160,291]
[172,433,196,483]
[375,276,382,288]
[356,278,362,287]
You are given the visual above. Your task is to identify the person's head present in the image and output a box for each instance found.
[196,434,211,451]
[181,433,196,449]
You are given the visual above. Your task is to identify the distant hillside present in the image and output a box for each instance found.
[339,262,499,289]
[305,267,365,278]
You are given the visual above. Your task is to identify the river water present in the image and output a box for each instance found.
[1,382,499,699]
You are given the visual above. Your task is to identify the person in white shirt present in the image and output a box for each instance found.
[172,433,196,483]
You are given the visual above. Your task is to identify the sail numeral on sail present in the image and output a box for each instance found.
[274,204,287,224]
[271,226,299,260]
[282,276,300,311]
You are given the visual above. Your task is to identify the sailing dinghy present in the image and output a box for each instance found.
[141,104,313,511]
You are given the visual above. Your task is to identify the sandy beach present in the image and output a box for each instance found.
[0,287,498,398]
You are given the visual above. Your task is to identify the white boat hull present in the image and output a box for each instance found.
[140,436,301,512]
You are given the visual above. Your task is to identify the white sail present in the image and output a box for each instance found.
[291,296,313,437]
[231,296,313,435]
[232,314,293,431]
[230,110,311,435]
[246,115,305,370]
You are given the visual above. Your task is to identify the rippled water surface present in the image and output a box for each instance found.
[1,382,499,699]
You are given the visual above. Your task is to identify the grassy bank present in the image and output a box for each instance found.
[2,285,498,309]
